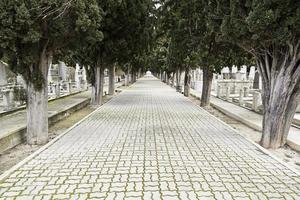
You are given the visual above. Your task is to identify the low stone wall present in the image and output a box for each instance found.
[0,98,90,154]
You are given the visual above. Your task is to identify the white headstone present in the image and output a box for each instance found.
[221,67,230,74]
[240,65,247,80]
[58,61,67,81]
[249,66,256,81]
[231,65,238,73]
[241,65,247,73]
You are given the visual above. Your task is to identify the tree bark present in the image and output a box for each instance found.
[131,70,136,83]
[176,69,182,92]
[27,49,52,145]
[201,66,213,107]
[166,73,170,85]
[138,68,142,78]
[171,72,175,87]
[184,67,191,97]
[258,44,300,148]
[108,65,115,95]
[91,64,104,105]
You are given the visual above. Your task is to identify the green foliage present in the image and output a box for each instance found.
[156,0,254,75]
[217,0,300,51]
[68,0,155,82]
[0,0,103,89]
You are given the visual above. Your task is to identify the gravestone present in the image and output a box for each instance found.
[253,71,260,89]
[58,62,67,81]
[240,65,247,80]
[248,66,256,81]
[221,67,230,79]
[231,65,238,79]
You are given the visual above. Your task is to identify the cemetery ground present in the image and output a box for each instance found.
[0,76,299,199]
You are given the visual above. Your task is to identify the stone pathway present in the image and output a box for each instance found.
[0,76,299,200]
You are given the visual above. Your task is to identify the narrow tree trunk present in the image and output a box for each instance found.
[108,65,115,95]
[184,67,191,97]
[138,68,142,78]
[258,45,300,148]
[166,74,170,85]
[176,69,182,92]
[125,73,129,86]
[27,50,52,145]
[201,66,213,107]
[91,64,104,105]
[172,72,175,87]
[131,70,136,83]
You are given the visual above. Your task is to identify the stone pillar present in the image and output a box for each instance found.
[217,85,221,98]
[226,86,230,101]
[244,87,249,97]
[54,84,60,98]
[252,91,262,112]
[249,66,256,81]
[239,89,244,106]
[68,82,72,94]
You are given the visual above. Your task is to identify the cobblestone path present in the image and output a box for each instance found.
[0,76,299,200]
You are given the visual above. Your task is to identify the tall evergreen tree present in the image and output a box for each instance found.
[214,0,300,148]
[0,0,102,144]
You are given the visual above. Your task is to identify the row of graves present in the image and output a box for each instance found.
[191,66,300,114]
[0,61,88,112]
[191,66,263,113]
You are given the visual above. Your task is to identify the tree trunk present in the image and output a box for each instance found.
[176,69,182,92]
[201,66,213,107]
[184,67,191,97]
[108,65,115,95]
[258,44,300,148]
[171,72,175,87]
[91,64,104,105]
[125,73,129,86]
[166,74,170,85]
[138,68,142,78]
[27,50,52,145]
[131,70,136,83]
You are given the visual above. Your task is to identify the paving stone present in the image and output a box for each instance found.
[0,77,299,199]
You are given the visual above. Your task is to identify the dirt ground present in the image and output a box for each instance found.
[0,93,118,175]
[189,96,300,173]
